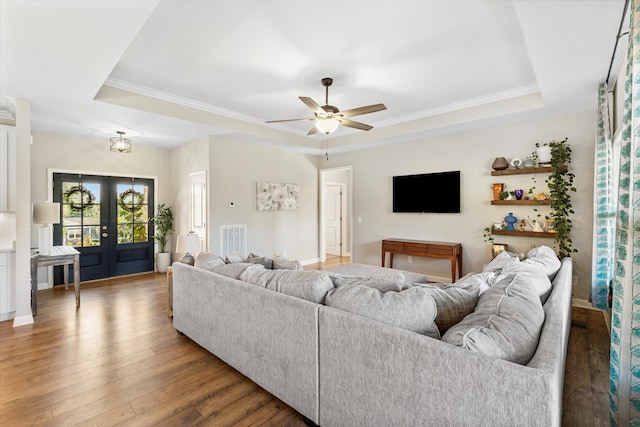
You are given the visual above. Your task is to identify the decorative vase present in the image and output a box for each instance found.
[523,157,536,168]
[504,212,517,231]
[492,183,505,201]
[514,189,523,200]
[156,252,171,273]
[536,145,552,165]
[491,157,509,171]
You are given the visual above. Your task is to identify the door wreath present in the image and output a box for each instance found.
[63,185,95,212]
[119,189,144,213]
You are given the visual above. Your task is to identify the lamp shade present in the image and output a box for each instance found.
[33,202,60,225]
[176,233,201,255]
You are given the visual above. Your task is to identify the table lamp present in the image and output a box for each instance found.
[33,202,60,255]
[176,232,201,265]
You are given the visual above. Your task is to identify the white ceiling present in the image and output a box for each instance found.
[0,0,627,155]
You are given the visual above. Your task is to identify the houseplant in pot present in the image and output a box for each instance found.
[150,203,174,273]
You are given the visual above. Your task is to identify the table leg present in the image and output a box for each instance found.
[389,253,394,269]
[450,256,456,283]
[457,249,463,280]
[31,258,38,316]
[63,264,69,290]
[73,254,80,307]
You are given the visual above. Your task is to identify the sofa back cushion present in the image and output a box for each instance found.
[240,265,334,304]
[212,262,254,280]
[324,271,405,293]
[273,255,303,271]
[194,252,226,271]
[482,248,555,303]
[404,277,480,333]
[441,272,545,365]
[325,286,440,339]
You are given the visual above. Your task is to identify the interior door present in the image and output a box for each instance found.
[53,173,154,282]
[325,184,342,256]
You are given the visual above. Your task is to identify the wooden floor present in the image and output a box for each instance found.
[0,257,610,426]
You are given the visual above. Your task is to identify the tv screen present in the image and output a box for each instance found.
[393,171,461,213]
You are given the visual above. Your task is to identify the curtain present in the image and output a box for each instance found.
[610,1,640,423]
[592,82,614,310]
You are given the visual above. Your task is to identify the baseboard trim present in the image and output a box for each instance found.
[13,314,34,327]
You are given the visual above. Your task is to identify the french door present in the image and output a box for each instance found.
[52,173,155,282]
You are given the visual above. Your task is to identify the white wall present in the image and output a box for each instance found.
[320,110,595,299]
[205,136,320,262]
[170,136,210,255]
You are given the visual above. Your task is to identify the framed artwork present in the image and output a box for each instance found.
[491,243,509,258]
[256,182,299,211]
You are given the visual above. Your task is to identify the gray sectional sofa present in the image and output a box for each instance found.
[172,249,572,426]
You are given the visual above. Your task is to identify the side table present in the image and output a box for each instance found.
[167,266,173,318]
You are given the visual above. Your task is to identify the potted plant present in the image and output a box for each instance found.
[545,137,577,258]
[150,203,174,273]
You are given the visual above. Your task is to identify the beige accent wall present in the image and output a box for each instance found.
[320,110,595,299]
[30,131,172,249]
[171,136,320,263]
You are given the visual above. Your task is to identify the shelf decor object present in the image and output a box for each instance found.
[32,202,60,256]
[491,157,509,171]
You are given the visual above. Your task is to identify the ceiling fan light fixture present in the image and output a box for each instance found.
[110,131,132,153]
[315,118,340,134]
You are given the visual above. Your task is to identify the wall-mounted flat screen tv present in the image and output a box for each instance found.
[393,170,461,213]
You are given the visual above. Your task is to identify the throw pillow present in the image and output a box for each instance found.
[325,285,440,339]
[246,252,274,269]
[273,255,303,270]
[441,272,545,365]
[194,252,226,271]
[225,252,246,263]
[324,271,405,293]
[240,266,334,304]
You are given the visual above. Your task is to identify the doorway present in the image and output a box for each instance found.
[324,182,346,257]
[319,166,353,263]
[52,173,155,282]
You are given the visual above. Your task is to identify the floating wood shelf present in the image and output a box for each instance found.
[491,200,551,205]
[491,229,556,238]
[491,166,553,176]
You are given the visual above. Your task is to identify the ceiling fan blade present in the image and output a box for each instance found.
[299,97,326,115]
[265,117,314,123]
[340,119,373,131]
[307,125,319,136]
[338,103,387,118]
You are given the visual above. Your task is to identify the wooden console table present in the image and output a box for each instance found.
[31,246,80,316]
[381,239,462,282]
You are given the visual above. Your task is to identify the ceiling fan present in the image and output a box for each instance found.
[266,77,387,135]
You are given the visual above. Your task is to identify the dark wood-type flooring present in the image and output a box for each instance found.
[0,256,610,426]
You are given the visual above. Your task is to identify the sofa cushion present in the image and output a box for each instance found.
[273,255,303,271]
[326,263,427,284]
[325,285,440,339]
[405,276,481,333]
[246,252,274,269]
[240,265,334,304]
[324,271,405,293]
[194,252,226,271]
[524,245,562,280]
[482,249,554,303]
[212,262,254,280]
[441,272,545,365]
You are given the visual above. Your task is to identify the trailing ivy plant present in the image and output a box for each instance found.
[545,137,577,258]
